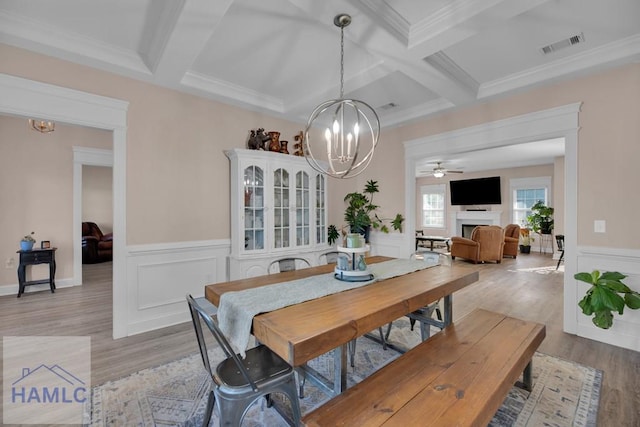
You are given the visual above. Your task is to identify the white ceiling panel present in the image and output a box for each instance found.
[443,0,640,83]
[1,0,637,173]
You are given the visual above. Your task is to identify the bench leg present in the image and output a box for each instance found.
[523,361,533,392]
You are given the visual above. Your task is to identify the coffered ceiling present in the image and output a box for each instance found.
[1,0,638,172]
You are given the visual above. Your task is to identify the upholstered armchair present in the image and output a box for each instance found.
[450,225,505,264]
[82,222,113,264]
[503,224,521,258]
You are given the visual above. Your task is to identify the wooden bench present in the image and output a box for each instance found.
[302,309,546,427]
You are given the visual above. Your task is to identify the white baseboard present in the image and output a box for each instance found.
[0,278,75,297]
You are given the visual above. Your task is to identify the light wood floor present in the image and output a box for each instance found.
[1,255,638,426]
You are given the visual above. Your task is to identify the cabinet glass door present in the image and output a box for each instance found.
[315,174,326,244]
[296,171,310,246]
[244,165,264,250]
[273,168,290,248]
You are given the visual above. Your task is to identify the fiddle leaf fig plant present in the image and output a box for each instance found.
[343,180,404,235]
[575,270,640,329]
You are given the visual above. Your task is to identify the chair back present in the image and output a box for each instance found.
[268,257,311,273]
[186,294,259,391]
[82,221,104,239]
[504,224,520,239]
[321,251,340,264]
[471,225,505,261]
[555,234,565,251]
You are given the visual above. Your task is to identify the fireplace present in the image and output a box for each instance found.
[451,211,502,236]
[462,224,481,239]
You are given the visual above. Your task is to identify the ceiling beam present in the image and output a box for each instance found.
[152,0,235,85]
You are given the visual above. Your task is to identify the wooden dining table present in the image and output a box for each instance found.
[205,256,480,396]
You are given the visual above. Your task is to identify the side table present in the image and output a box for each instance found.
[16,248,57,297]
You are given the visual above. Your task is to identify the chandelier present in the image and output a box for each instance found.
[28,119,55,133]
[303,14,380,179]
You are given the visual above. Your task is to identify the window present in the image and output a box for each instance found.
[510,177,551,227]
[421,184,445,228]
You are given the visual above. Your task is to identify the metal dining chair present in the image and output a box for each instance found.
[555,234,565,270]
[186,294,301,427]
[381,253,445,343]
[268,257,311,273]
[320,251,340,264]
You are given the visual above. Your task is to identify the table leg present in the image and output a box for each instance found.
[443,294,453,327]
[17,265,26,298]
[430,240,434,250]
[333,344,347,395]
[49,259,56,292]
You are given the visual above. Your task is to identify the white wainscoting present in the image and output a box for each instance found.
[126,239,230,335]
[574,246,640,352]
[368,232,406,258]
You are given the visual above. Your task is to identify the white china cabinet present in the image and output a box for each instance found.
[226,149,330,279]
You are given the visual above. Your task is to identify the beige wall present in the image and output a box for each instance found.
[415,164,557,235]
[82,165,113,234]
[1,42,638,265]
[0,115,112,285]
[365,63,640,249]
[0,44,307,246]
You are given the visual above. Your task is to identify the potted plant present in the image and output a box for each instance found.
[575,270,640,329]
[327,224,340,246]
[519,228,533,254]
[527,201,554,234]
[343,180,404,242]
[20,232,36,251]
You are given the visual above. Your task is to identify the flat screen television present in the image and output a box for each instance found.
[449,176,502,205]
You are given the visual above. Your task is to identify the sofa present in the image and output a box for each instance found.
[450,225,504,264]
[82,222,113,264]
[503,224,521,258]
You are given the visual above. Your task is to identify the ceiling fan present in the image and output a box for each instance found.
[424,162,464,178]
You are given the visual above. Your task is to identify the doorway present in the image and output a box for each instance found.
[74,148,114,285]
[403,103,580,334]
[0,73,129,338]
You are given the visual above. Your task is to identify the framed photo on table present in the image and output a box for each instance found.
[41,240,51,249]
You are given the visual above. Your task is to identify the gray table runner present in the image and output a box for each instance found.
[218,258,436,357]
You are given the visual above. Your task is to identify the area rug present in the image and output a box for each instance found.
[89,319,601,426]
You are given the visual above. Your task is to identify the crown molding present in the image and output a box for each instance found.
[0,10,151,78]
[181,71,284,113]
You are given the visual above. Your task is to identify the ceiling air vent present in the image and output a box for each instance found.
[541,32,585,55]
[378,102,398,111]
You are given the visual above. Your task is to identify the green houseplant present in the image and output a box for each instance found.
[527,201,554,234]
[518,228,533,254]
[327,224,340,246]
[20,231,36,251]
[343,180,404,241]
[575,270,640,329]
